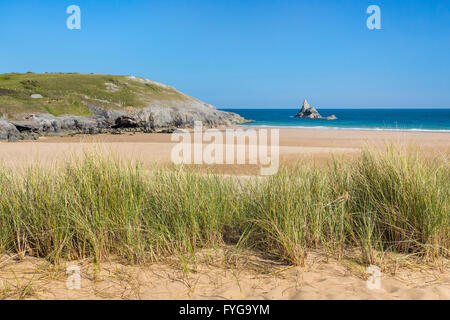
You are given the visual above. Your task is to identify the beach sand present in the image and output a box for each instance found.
[0,128,448,300]
[1,249,448,300]
[1,128,448,173]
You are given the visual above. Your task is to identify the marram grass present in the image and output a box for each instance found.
[0,148,448,266]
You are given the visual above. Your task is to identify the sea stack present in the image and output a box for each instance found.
[294,99,322,119]
[294,99,337,120]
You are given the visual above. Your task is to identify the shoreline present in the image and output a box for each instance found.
[223,107,450,133]
[0,127,448,174]
[238,124,450,133]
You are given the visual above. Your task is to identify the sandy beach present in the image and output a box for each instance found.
[1,249,448,300]
[0,128,448,300]
[1,128,449,173]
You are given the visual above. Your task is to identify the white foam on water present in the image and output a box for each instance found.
[238,125,450,133]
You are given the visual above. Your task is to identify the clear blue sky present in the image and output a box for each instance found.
[0,0,449,108]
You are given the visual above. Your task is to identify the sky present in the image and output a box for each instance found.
[0,0,449,108]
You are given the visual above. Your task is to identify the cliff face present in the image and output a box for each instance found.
[0,73,246,141]
[294,99,337,120]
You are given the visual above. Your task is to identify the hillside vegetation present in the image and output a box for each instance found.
[0,73,189,118]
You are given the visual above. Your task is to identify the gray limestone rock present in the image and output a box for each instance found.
[294,100,323,119]
[0,102,246,141]
[0,120,21,141]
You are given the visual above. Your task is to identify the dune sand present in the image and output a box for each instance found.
[0,128,448,300]
[1,249,448,300]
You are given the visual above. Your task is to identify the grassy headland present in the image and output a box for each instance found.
[0,147,447,267]
[0,73,188,118]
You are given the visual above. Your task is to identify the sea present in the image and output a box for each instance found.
[220,108,450,132]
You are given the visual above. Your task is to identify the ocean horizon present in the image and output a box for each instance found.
[221,108,450,132]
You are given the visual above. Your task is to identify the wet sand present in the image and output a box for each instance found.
[0,128,448,173]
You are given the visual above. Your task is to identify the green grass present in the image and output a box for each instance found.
[0,148,448,266]
[0,73,187,118]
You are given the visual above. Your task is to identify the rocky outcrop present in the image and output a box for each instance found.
[294,100,337,120]
[0,101,246,141]
[0,120,21,142]
[294,100,322,119]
